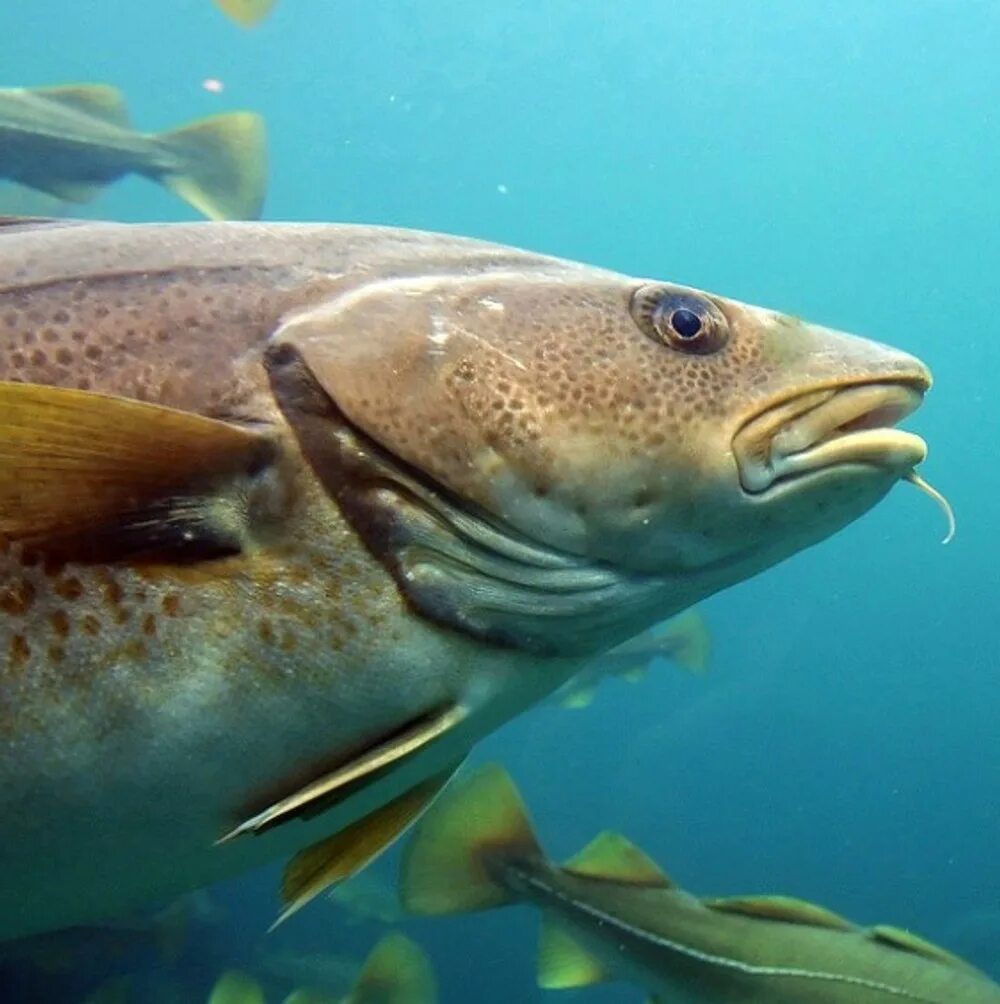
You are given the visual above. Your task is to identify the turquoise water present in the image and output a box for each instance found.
[2,0,998,1000]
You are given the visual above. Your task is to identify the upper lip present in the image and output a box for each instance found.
[733,378,929,494]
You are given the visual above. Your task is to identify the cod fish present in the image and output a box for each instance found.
[555,607,710,709]
[401,765,1000,1003]
[210,933,435,1004]
[0,218,934,941]
[0,84,266,220]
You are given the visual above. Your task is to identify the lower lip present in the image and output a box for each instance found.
[736,383,927,494]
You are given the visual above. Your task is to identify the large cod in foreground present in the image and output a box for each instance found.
[0,218,930,941]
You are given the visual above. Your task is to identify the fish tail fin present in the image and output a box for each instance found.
[157,112,266,220]
[400,763,542,915]
[344,933,437,1004]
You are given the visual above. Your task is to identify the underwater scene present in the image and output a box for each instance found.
[1,1,998,1001]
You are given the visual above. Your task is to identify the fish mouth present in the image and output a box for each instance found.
[733,379,929,495]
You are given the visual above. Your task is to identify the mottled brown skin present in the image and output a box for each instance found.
[0,220,930,939]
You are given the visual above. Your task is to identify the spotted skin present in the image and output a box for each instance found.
[0,220,930,940]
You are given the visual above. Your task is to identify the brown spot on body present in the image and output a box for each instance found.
[50,609,70,637]
[0,579,35,616]
[9,634,30,667]
[55,576,84,601]
[142,613,157,637]
[162,593,181,616]
[82,614,101,636]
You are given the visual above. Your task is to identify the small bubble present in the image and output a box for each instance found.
[202,78,225,93]
[497,183,509,195]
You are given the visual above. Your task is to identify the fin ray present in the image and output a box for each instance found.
[274,765,461,927]
[345,933,437,1004]
[33,84,131,126]
[537,919,608,989]
[221,704,468,842]
[0,381,274,561]
[704,895,853,930]
[564,831,672,887]
[159,112,267,220]
[400,763,541,915]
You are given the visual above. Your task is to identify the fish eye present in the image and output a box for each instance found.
[631,285,730,355]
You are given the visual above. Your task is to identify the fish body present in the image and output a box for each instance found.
[0,219,931,940]
[401,766,1000,1003]
[0,85,266,219]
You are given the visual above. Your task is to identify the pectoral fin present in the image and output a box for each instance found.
[220,703,468,842]
[0,381,275,561]
[274,764,461,927]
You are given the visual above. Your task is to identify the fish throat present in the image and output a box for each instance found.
[266,343,662,655]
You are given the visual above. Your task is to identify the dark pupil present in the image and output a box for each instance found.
[671,307,702,339]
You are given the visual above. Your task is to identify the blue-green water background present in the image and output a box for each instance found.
[3,0,998,999]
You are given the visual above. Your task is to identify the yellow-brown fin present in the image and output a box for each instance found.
[400,763,542,916]
[704,895,853,930]
[537,919,609,989]
[343,933,437,1004]
[558,681,598,709]
[159,112,267,220]
[213,0,277,27]
[869,924,983,973]
[0,382,275,561]
[563,831,672,887]
[652,608,711,673]
[274,765,461,928]
[220,704,468,843]
[33,83,131,127]
[206,970,266,1004]
[619,664,648,684]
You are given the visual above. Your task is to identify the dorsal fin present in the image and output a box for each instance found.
[868,925,982,972]
[32,84,131,127]
[563,831,672,887]
[704,895,853,930]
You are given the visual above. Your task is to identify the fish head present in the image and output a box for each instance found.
[267,251,929,653]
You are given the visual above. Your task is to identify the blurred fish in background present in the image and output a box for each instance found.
[401,764,1000,1003]
[210,933,436,1004]
[555,608,711,709]
[0,84,266,219]
[213,0,276,28]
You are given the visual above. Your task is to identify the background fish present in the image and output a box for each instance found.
[213,0,276,27]
[209,933,435,1004]
[0,218,930,942]
[0,84,266,220]
[401,764,1000,1003]
[555,608,711,709]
